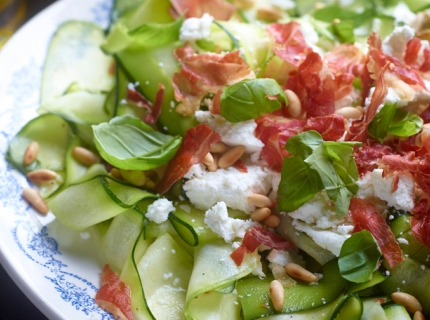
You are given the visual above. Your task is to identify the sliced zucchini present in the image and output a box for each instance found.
[41,20,115,105]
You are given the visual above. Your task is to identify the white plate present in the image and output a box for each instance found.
[0,0,116,319]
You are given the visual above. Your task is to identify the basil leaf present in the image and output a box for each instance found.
[220,79,287,123]
[277,156,324,212]
[92,115,182,170]
[330,19,355,44]
[127,17,183,48]
[313,5,375,28]
[389,108,423,137]
[338,230,382,283]
[278,131,360,217]
[368,103,423,142]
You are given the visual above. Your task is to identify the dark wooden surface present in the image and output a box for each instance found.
[0,3,55,319]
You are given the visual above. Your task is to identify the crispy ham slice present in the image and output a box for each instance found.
[126,84,165,124]
[255,114,346,172]
[95,264,133,320]
[266,21,312,67]
[349,198,404,268]
[231,226,295,266]
[170,0,235,20]
[172,47,253,115]
[156,124,221,194]
[411,199,430,248]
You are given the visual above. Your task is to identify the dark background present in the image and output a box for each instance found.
[1,2,56,319]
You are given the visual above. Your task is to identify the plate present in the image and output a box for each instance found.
[0,0,117,319]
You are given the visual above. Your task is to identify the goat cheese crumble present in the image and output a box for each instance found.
[179,13,214,42]
[146,198,175,224]
[184,164,277,213]
[204,201,256,242]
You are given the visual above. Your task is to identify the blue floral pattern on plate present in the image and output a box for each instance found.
[0,0,116,319]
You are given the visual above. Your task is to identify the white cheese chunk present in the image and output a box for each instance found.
[382,25,415,61]
[266,249,293,266]
[292,220,350,256]
[146,198,175,224]
[179,13,214,42]
[194,111,264,153]
[204,202,256,242]
[184,164,276,213]
[356,169,415,212]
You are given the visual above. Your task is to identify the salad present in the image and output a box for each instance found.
[6,0,430,319]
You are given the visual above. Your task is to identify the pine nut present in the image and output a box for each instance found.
[269,280,284,311]
[210,141,227,154]
[22,188,49,215]
[207,154,219,172]
[256,6,283,21]
[284,90,302,119]
[232,0,255,10]
[72,147,101,166]
[248,193,273,208]
[250,207,271,222]
[27,169,57,182]
[144,179,156,190]
[120,169,147,187]
[414,311,425,320]
[285,263,319,283]
[391,292,422,313]
[335,106,363,120]
[202,152,214,166]
[263,214,280,228]
[218,145,245,168]
[23,141,39,166]
[110,168,122,180]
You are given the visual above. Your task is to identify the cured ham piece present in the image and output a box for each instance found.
[170,0,235,20]
[353,144,394,175]
[172,48,253,115]
[231,226,295,266]
[285,52,336,118]
[95,264,133,320]
[325,44,366,78]
[266,21,312,67]
[126,84,165,124]
[255,114,346,171]
[349,198,404,268]
[411,199,430,248]
[156,124,221,194]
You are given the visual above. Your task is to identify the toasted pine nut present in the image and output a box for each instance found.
[256,6,283,21]
[285,263,319,283]
[202,152,214,166]
[72,147,101,166]
[232,0,255,9]
[210,141,227,154]
[23,141,39,166]
[332,18,341,24]
[207,154,219,172]
[22,188,49,215]
[263,214,281,228]
[144,179,156,190]
[218,145,245,168]
[414,311,425,320]
[120,169,147,187]
[27,169,57,182]
[248,193,273,208]
[391,292,422,313]
[269,280,284,311]
[250,207,271,222]
[110,168,122,180]
[335,106,364,120]
[284,90,302,119]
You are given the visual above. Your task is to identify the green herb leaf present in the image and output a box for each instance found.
[277,156,324,212]
[330,19,355,43]
[92,115,182,170]
[277,131,360,217]
[220,79,287,123]
[368,103,423,142]
[338,230,382,283]
[128,17,183,48]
